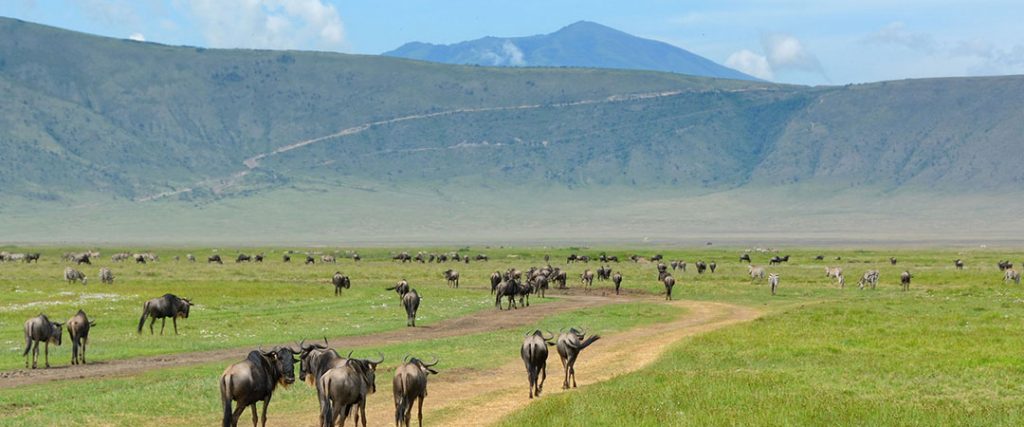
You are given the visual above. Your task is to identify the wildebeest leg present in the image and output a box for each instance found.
[160,318,166,335]
[24,336,32,368]
[361,398,369,427]
[71,335,78,365]
[231,402,246,427]
[173,317,179,335]
[560,356,569,389]
[31,340,39,369]
[44,341,50,368]
[260,397,270,427]
[570,362,577,388]
[81,336,87,364]
[539,362,546,395]
[250,403,258,427]
[417,395,423,427]
[149,316,156,334]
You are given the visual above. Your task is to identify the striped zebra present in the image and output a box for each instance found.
[321,254,336,263]
[768,273,779,295]
[111,252,131,262]
[858,270,880,290]
[1004,269,1021,285]
[748,265,766,280]
[64,267,87,285]
[100,268,114,284]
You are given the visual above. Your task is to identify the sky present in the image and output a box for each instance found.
[3,0,1023,85]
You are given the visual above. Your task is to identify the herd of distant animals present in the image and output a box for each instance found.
[6,248,1022,426]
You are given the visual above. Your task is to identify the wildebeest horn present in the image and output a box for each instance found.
[543,330,555,341]
[346,350,354,359]
[369,352,385,364]
[403,354,411,362]
[322,336,329,348]
[299,339,307,350]
[423,356,439,367]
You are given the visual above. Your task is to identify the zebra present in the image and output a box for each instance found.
[825,266,844,287]
[858,270,880,290]
[768,273,779,295]
[1004,269,1021,285]
[64,267,87,285]
[99,268,114,284]
[747,265,766,281]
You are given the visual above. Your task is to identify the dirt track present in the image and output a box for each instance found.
[278,298,760,426]
[0,292,619,389]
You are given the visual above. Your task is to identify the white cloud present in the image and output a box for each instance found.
[179,0,347,51]
[725,49,773,80]
[865,22,1024,76]
[477,40,527,66]
[864,21,936,52]
[128,32,146,42]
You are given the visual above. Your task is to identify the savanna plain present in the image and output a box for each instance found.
[1,246,1022,426]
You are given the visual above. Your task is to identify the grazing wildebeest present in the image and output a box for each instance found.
[578,255,590,263]
[387,280,410,297]
[998,260,1013,271]
[74,253,91,265]
[320,355,383,427]
[322,255,336,263]
[740,253,751,263]
[393,252,412,262]
[709,261,717,273]
[748,265,766,281]
[769,256,783,265]
[475,254,488,261]
[67,309,95,365]
[900,271,912,291]
[137,294,192,335]
[134,253,148,264]
[209,254,223,264]
[99,267,114,284]
[695,261,707,274]
[236,254,252,263]
[580,270,595,288]
[556,328,601,389]
[651,254,663,262]
[64,267,87,285]
[402,290,421,327]
[443,269,460,288]
[607,255,619,263]
[305,255,316,265]
[566,254,578,263]
[282,254,290,262]
[954,259,964,270]
[768,273,779,295]
[489,271,502,294]
[662,275,676,300]
[24,252,40,263]
[889,257,897,265]
[353,253,361,262]
[814,255,825,261]
[1005,269,1022,285]
[220,346,299,427]
[254,254,264,263]
[23,314,62,369]
[858,270,880,290]
[521,330,555,399]
[332,272,351,296]
[187,253,196,262]
[612,272,623,295]
[393,356,439,427]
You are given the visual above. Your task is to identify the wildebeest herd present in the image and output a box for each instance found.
[10,248,1022,426]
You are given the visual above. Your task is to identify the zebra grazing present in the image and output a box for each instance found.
[858,270,879,290]
[747,265,766,281]
[768,273,779,295]
[825,266,844,288]
[1004,269,1021,285]
[64,267,87,285]
[99,268,114,284]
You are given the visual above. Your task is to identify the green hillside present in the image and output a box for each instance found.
[1,17,1023,243]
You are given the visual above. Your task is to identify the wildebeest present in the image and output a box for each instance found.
[99,267,114,284]
[748,265,766,281]
[112,252,130,262]
[900,271,912,291]
[352,253,361,262]
[495,280,519,310]
[322,254,336,263]
[814,255,825,261]
[740,253,751,263]
[651,254,663,262]
[580,270,594,288]
[551,269,567,289]
[282,254,290,262]
[474,254,488,261]
[332,272,351,296]
[532,275,549,299]
[220,346,299,427]
[556,328,601,389]
[443,269,459,288]
[662,275,676,300]
[134,253,148,264]
[768,273,779,295]
[187,253,196,262]
[954,259,964,270]
[64,267,87,285]
[67,309,95,365]
[998,260,1013,271]
[612,272,623,295]
[236,254,252,263]
[209,254,223,264]
[566,254,579,263]
[656,263,668,275]
[489,271,502,294]
[889,257,897,265]
[695,261,707,274]
[320,354,383,427]
[402,290,421,327]
[1005,269,1022,285]
[297,341,342,424]
[596,266,611,281]
[23,314,62,369]
[137,294,193,335]
[387,280,410,297]
[709,261,717,273]
[305,255,316,265]
[393,252,412,262]
[521,330,554,399]
[858,270,880,290]
[393,356,439,427]
[254,254,264,263]
[24,252,40,263]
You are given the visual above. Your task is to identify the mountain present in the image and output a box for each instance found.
[1,17,1024,243]
[384,21,759,81]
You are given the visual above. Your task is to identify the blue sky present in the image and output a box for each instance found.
[3,0,1023,85]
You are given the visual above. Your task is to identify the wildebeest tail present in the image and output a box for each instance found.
[22,323,31,356]
[137,302,149,333]
[576,335,601,350]
[221,374,233,427]
[320,376,333,427]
